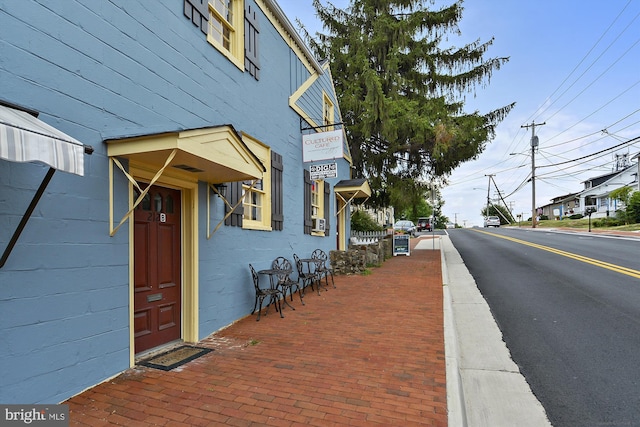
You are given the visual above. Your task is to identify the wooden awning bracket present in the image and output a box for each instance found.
[206,179,259,239]
[109,149,177,236]
[335,191,369,216]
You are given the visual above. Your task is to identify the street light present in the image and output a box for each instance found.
[473,187,488,220]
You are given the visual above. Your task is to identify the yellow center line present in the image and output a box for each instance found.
[473,229,640,279]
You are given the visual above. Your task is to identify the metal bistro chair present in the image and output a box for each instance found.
[312,249,335,289]
[272,256,304,307]
[293,253,320,296]
[249,264,283,321]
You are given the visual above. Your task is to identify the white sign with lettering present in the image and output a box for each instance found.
[302,129,344,162]
[310,162,338,179]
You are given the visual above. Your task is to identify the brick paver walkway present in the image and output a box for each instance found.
[66,240,446,426]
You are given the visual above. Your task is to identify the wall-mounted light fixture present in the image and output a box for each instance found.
[213,183,227,198]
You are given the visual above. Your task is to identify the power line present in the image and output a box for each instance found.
[537,135,640,169]
[532,2,639,123]
[543,62,640,140]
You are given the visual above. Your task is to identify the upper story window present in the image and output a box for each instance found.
[210,0,233,49]
[322,92,334,130]
[208,0,244,69]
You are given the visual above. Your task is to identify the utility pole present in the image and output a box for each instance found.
[485,174,494,218]
[521,122,546,228]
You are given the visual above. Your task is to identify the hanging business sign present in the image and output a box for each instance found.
[302,129,344,162]
[310,162,337,179]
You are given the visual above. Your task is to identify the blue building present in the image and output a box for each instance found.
[0,0,370,403]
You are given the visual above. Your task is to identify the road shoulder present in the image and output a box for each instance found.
[441,235,551,427]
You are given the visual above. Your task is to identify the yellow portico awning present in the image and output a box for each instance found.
[334,178,371,216]
[106,124,265,184]
[334,178,371,199]
[105,125,266,236]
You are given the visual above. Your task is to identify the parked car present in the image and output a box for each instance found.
[416,217,432,232]
[394,220,416,236]
[484,216,501,227]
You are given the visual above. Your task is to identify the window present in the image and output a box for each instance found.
[208,0,244,69]
[224,145,283,231]
[322,92,334,130]
[311,180,321,219]
[306,178,329,236]
[242,179,265,224]
[599,196,609,208]
[240,134,270,230]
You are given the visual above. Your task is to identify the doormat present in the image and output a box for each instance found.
[138,345,213,371]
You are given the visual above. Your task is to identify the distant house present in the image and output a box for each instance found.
[578,162,638,218]
[541,156,639,219]
[540,192,580,219]
[634,152,640,191]
[0,0,369,404]
[356,205,395,228]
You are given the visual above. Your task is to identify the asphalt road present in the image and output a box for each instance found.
[448,227,640,427]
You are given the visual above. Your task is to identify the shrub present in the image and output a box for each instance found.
[351,210,384,232]
[593,217,624,227]
[568,214,584,220]
[626,191,640,224]
[614,209,628,224]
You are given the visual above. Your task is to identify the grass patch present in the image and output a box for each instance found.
[512,219,640,231]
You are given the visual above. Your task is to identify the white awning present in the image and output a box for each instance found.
[0,104,85,176]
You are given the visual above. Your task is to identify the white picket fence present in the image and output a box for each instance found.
[350,230,389,245]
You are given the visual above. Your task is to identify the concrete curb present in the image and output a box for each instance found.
[442,246,467,427]
[440,234,552,427]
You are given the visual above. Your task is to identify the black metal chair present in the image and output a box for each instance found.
[293,253,320,296]
[312,249,335,289]
[272,256,304,307]
[249,264,283,321]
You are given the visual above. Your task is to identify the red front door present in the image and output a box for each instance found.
[133,185,182,354]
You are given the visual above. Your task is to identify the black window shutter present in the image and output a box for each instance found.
[271,151,284,231]
[244,4,260,80]
[224,181,244,227]
[303,170,312,235]
[183,0,208,34]
[324,181,331,236]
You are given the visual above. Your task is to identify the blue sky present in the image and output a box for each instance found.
[277,0,640,226]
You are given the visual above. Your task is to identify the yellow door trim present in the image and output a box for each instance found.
[127,162,199,365]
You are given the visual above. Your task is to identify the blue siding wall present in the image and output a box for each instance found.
[0,0,350,403]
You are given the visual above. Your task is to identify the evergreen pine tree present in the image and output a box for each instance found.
[309,0,515,210]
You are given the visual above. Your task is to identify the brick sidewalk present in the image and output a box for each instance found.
[66,240,446,426]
